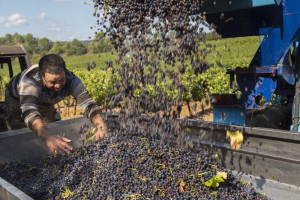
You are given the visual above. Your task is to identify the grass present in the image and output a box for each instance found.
[0,51,118,80]
[207,36,260,68]
[64,52,117,71]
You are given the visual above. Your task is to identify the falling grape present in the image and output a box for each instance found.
[89,0,221,148]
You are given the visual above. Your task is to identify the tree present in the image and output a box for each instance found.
[88,32,113,53]
[0,37,6,45]
[49,42,64,55]
[62,42,74,56]
[72,39,87,55]
[63,39,87,56]
[0,32,92,57]
[4,34,13,45]
[24,34,38,55]
[36,37,53,55]
[13,33,25,44]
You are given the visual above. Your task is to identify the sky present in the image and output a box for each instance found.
[0,0,99,42]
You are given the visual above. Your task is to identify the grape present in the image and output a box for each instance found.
[0,131,268,199]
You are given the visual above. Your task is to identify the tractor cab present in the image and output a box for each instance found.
[0,45,31,131]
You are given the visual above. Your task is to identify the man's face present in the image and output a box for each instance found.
[42,72,66,92]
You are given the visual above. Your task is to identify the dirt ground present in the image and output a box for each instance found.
[56,99,213,121]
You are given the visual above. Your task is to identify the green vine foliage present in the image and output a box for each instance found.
[73,69,113,106]
[198,67,232,95]
[0,66,234,107]
[141,82,177,100]
[130,65,232,106]
[0,36,258,108]
[0,75,10,101]
[182,66,232,102]
[71,36,257,106]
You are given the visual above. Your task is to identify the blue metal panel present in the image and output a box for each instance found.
[213,106,245,125]
[201,0,254,14]
[252,0,278,7]
[256,27,282,66]
[250,0,300,67]
[201,0,278,14]
[237,75,276,109]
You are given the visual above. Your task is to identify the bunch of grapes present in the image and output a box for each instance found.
[0,131,267,199]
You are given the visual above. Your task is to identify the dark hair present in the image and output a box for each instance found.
[39,54,66,76]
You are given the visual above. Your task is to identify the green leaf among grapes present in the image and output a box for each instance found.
[204,171,227,188]
[61,186,74,199]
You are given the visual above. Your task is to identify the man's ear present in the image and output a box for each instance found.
[40,72,46,85]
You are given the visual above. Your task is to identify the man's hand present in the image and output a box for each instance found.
[32,117,73,156]
[95,127,108,141]
[92,114,109,141]
[42,130,73,156]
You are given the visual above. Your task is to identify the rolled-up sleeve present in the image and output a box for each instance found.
[70,76,102,120]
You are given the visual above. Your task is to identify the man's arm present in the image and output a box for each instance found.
[31,117,73,155]
[69,75,109,140]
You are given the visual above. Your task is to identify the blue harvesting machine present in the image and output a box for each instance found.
[201,0,300,131]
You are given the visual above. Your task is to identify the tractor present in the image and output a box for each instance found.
[0,45,31,131]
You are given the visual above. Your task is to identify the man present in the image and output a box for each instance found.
[5,54,108,155]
